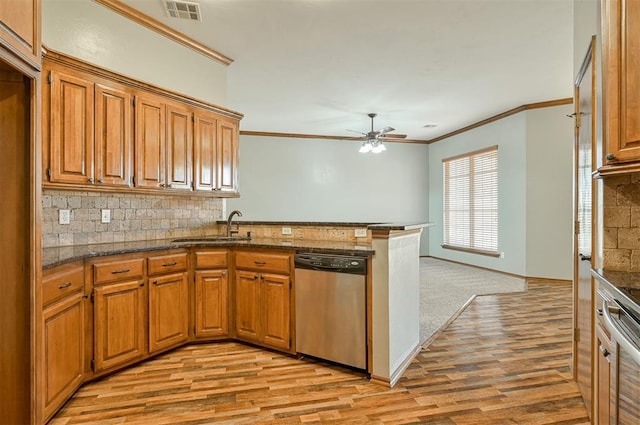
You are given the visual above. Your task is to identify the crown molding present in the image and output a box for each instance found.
[93,0,233,66]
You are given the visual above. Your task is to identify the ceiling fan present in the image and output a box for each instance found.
[348,113,407,153]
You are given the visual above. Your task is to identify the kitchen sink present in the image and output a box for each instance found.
[171,236,251,243]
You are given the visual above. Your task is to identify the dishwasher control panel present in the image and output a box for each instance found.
[294,253,367,275]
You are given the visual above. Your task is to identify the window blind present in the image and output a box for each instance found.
[442,146,498,255]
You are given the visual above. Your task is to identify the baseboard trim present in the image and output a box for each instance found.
[369,342,422,388]
[423,255,570,284]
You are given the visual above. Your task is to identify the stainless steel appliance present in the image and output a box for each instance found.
[602,296,640,424]
[294,253,367,370]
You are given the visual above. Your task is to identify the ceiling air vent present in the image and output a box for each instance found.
[164,0,202,21]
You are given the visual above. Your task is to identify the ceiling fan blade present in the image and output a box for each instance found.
[377,126,395,134]
[346,129,366,135]
[380,133,407,139]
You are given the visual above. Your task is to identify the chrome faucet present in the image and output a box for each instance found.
[226,210,243,237]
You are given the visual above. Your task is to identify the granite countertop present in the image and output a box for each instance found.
[592,268,640,317]
[43,237,374,269]
[214,220,435,231]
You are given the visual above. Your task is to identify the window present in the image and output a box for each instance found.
[442,146,499,256]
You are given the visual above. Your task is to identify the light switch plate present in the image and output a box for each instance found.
[282,227,292,235]
[59,209,70,225]
[355,228,368,238]
[101,209,111,224]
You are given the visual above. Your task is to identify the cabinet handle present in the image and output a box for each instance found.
[600,345,610,358]
[606,153,616,161]
[221,271,226,276]
[111,269,130,274]
[153,280,158,285]
[140,282,145,287]
[58,282,72,289]
[162,262,178,267]
[82,294,89,299]
[254,261,266,266]
[597,308,603,316]
[88,177,94,184]
[254,274,259,279]
[98,178,104,184]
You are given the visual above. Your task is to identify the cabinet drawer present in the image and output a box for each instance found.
[195,251,228,269]
[93,258,144,285]
[42,263,84,307]
[235,252,291,275]
[148,253,188,276]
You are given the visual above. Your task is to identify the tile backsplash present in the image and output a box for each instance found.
[42,190,223,248]
[603,173,640,270]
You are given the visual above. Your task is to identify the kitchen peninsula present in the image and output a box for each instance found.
[40,221,431,422]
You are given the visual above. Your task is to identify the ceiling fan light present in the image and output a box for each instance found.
[359,141,373,153]
[372,142,386,154]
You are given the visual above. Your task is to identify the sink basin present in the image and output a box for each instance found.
[171,236,251,243]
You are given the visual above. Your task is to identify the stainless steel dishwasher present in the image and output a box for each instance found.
[294,253,367,370]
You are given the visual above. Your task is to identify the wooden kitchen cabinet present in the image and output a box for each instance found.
[0,0,41,68]
[47,68,95,185]
[40,262,87,423]
[194,250,229,338]
[135,96,193,191]
[134,94,166,189]
[596,323,611,425]
[601,0,640,168]
[234,251,293,351]
[95,83,133,187]
[92,257,146,372]
[45,63,134,188]
[43,51,242,195]
[193,111,239,194]
[148,252,189,353]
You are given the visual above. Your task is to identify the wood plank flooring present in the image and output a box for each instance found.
[50,282,589,424]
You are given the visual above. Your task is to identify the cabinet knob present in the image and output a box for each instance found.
[98,178,104,184]
[140,282,145,287]
[606,153,616,161]
[222,271,226,276]
[88,177,94,184]
[600,345,610,358]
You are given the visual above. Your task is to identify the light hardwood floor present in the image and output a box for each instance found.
[51,282,589,424]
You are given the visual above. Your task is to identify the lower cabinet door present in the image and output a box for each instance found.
[261,273,291,350]
[597,324,611,425]
[42,293,85,421]
[235,270,261,341]
[194,270,228,338]
[94,280,146,371]
[149,272,189,353]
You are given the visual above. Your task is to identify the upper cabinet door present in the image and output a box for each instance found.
[217,118,239,194]
[49,71,94,185]
[95,84,133,187]
[603,0,640,164]
[193,112,218,191]
[134,95,165,188]
[165,103,192,190]
[0,0,41,68]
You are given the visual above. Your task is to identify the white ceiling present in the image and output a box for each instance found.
[118,0,574,142]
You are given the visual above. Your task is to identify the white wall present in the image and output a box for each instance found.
[428,114,528,276]
[525,105,575,280]
[226,136,431,253]
[41,0,227,106]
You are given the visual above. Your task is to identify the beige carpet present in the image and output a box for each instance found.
[420,257,527,344]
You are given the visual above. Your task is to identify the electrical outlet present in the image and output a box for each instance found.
[354,228,368,238]
[101,209,111,224]
[59,209,70,225]
[282,227,292,235]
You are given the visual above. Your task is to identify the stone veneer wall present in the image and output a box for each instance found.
[42,190,223,248]
[603,173,640,270]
